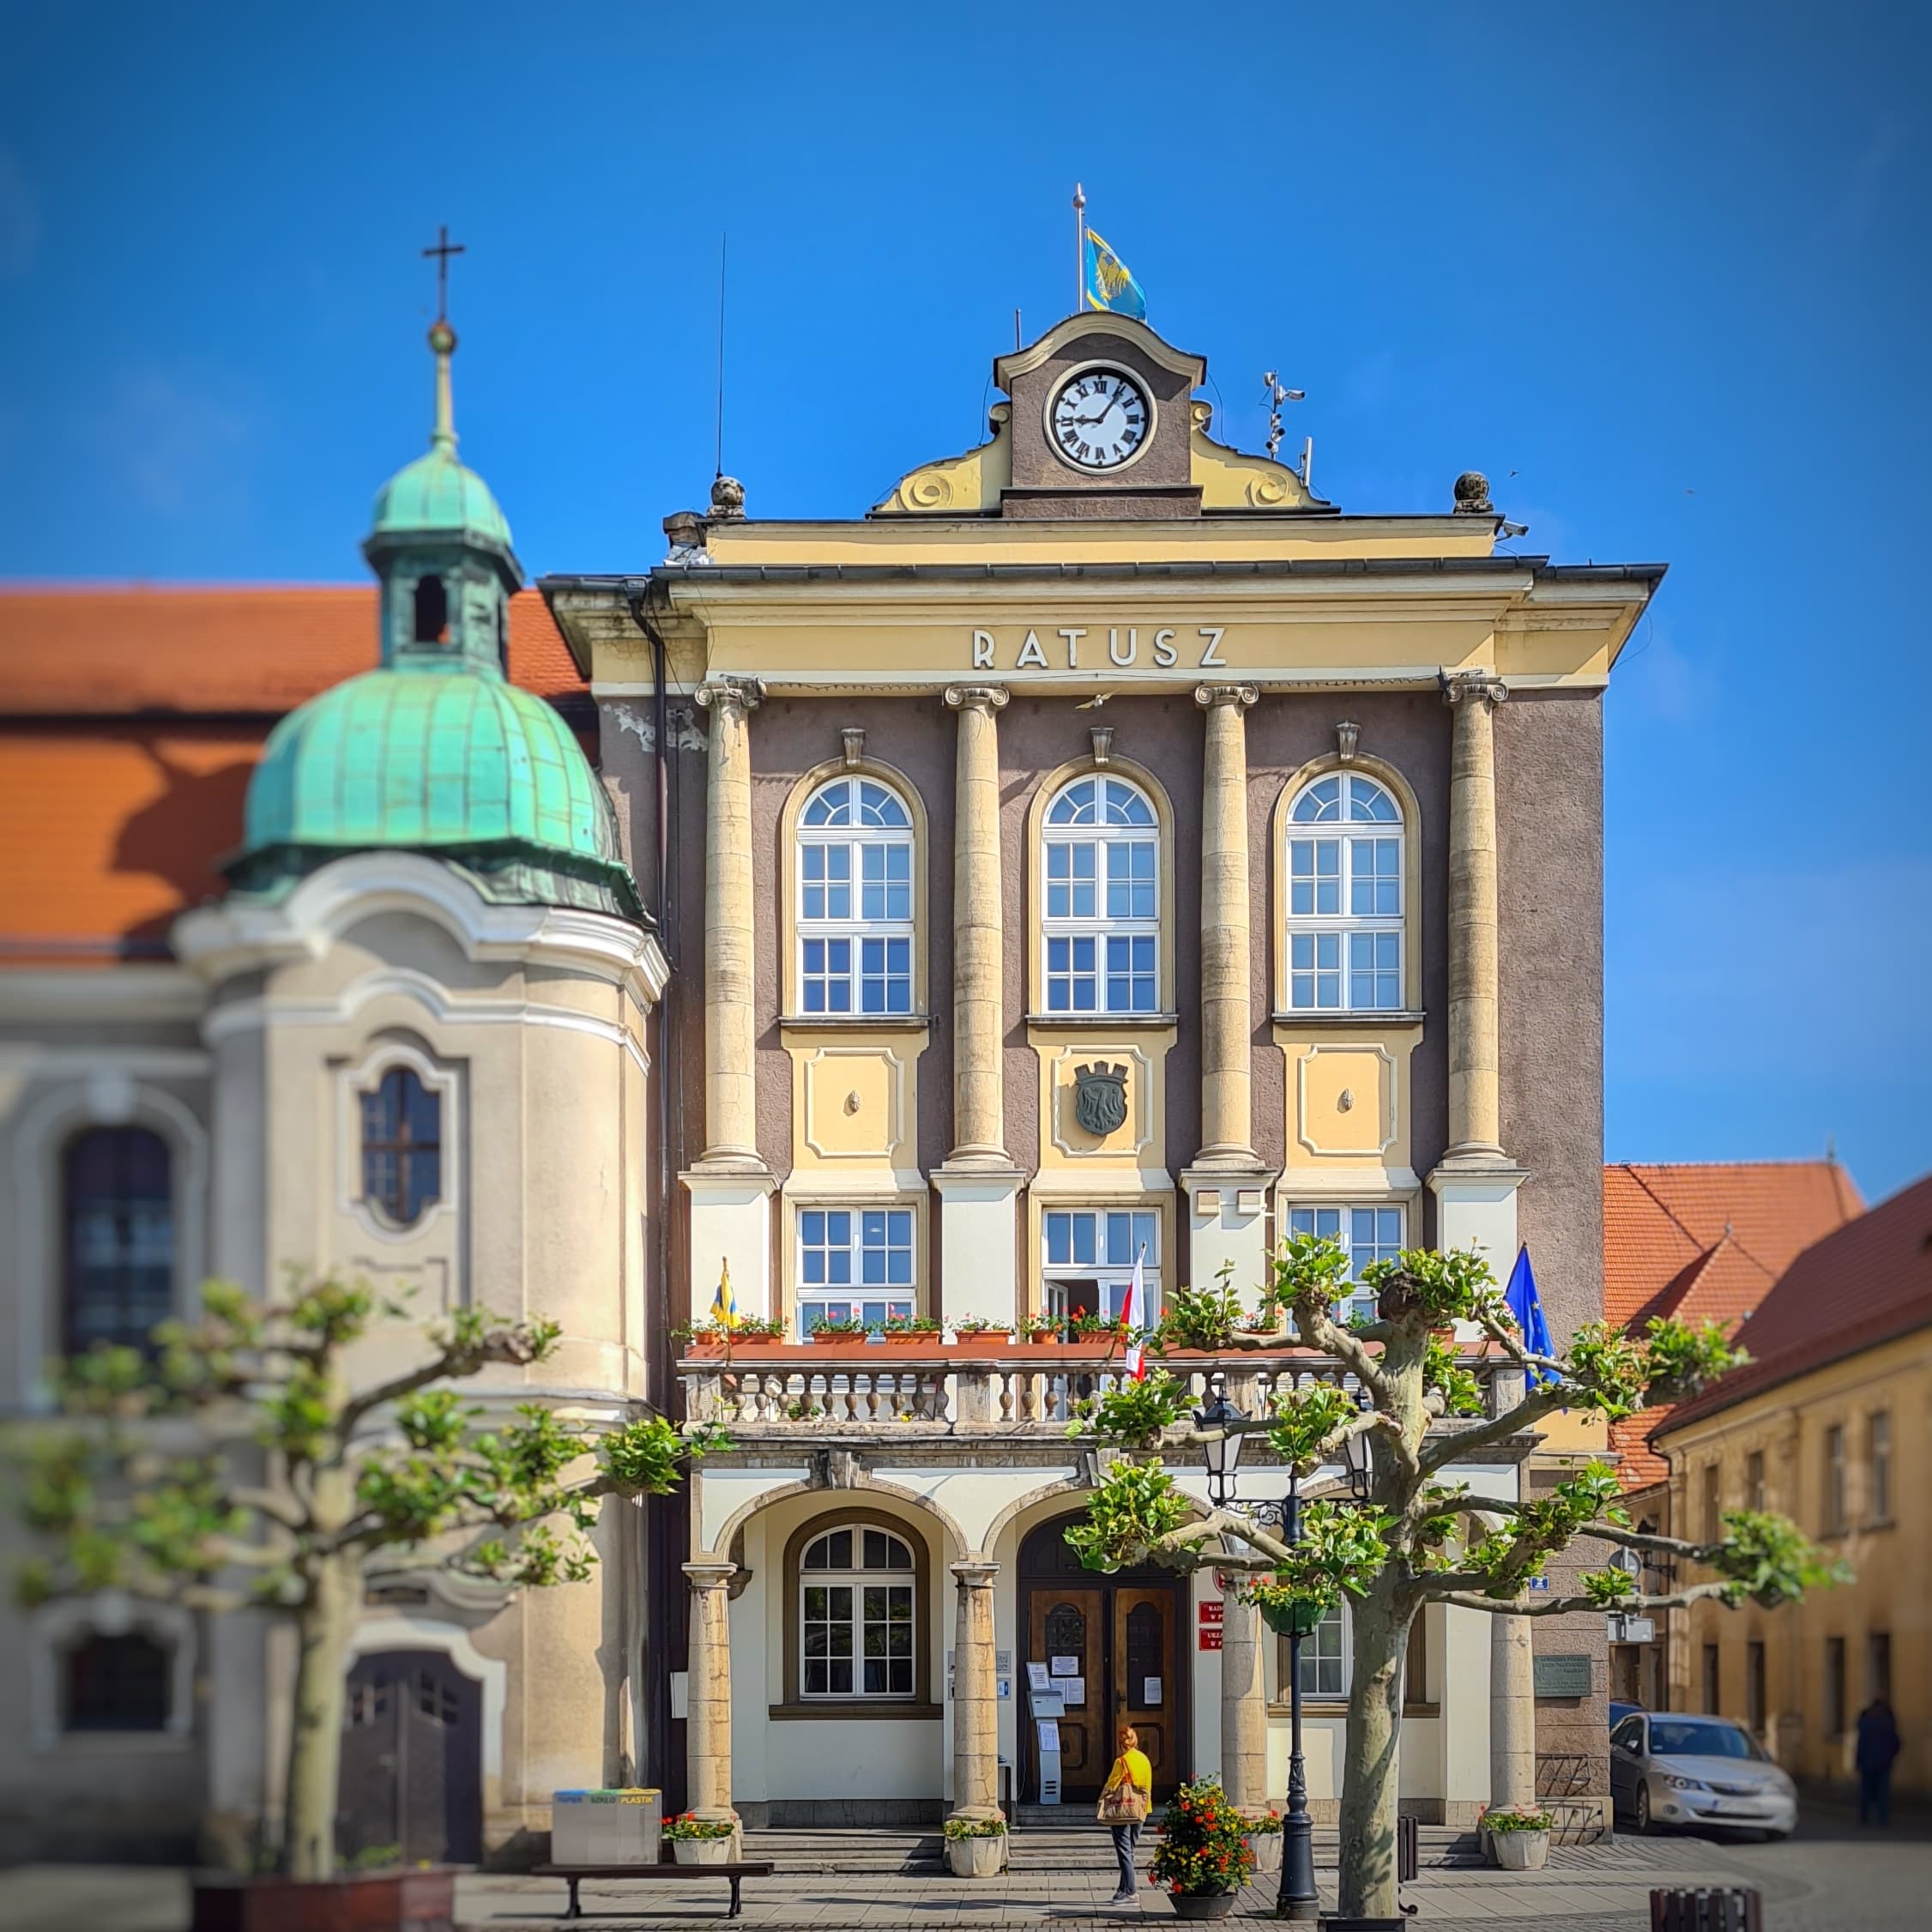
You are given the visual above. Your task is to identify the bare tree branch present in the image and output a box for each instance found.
[1416,1378,1573,1477]
[1437,1582,1734,1618]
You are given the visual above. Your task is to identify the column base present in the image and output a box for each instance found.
[681,1167,776,1320]
[1425,1154,1526,1265]
[933,1165,1024,1329]
[1181,1163,1277,1302]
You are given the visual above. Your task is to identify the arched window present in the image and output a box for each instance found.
[1041,775,1158,1014]
[63,1631,170,1732]
[1283,772,1404,1011]
[796,776,914,1016]
[63,1126,173,1355]
[799,1522,915,1698]
[412,574,449,644]
[359,1068,442,1228]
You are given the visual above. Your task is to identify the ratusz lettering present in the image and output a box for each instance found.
[969,625,1228,671]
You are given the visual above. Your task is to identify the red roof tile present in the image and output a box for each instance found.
[1655,1174,1932,1440]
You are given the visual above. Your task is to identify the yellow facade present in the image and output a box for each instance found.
[1657,1326,1931,1790]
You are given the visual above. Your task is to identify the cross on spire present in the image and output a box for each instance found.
[422,224,465,321]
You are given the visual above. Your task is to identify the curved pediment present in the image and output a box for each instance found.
[872,404,1011,516]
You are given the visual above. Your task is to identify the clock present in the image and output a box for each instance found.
[1048,366,1150,472]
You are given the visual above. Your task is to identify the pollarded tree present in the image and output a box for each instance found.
[1067,1237,1844,1921]
[10,1275,724,1881]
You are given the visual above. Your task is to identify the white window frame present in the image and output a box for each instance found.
[799,1524,917,1700]
[1283,1203,1405,1326]
[1041,775,1161,1015]
[1040,1207,1162,1326]
[794,1204,917,1338]
[1283,772,1405,1013]
[797,776,915,1017]
[1295,1600,1350,1699]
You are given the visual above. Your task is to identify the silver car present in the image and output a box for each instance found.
[1609,1712,1797,1838]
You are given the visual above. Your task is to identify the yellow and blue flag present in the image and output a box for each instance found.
[1084,227,1146,321]
[709,1258,740,1330]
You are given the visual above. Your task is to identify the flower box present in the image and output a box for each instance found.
[1487,1826,1549,1870]
[671,1836,734,1865]
[945,1832,1004,1876]
[1168,1895,1239,1921]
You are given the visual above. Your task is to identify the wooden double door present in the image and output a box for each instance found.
[1019,1516,1186,1802]
[337,1649,482,1866]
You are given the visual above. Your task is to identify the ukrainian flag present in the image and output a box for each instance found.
[709,1259,740,1330]
[1084,227,1146,321]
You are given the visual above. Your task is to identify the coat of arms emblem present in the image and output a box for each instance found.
[1072,1061,1130,1138]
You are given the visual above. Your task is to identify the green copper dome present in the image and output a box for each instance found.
[370,445,515,556]
[232,666,641,921]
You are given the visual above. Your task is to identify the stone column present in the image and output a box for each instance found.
[1489,1616,1537,1809]
[1441,672,1506,1159]
[941,685,1010,1162]
[1219,1573,1270,1808]
[949,1559,1003,1825]
[684,1560,737,1824]
[691,677,765,1165]
[1193,683,1260,1162]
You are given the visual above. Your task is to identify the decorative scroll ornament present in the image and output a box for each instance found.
[1337,720,1360,763]
[1072,1061,1130,1138]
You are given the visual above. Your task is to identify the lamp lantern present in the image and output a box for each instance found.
[1194,1377,1245,1504]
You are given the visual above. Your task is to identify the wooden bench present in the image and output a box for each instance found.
[531,1861,776,1921]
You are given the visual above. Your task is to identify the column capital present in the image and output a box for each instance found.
[944,684,1010,714]
[950,1558,1000,1590]
[683,1559,738,1592]
[1441,669,1508,709]
[694,674,766,720]
[1193,681,1259,711]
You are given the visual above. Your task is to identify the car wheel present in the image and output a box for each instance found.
[1635,1784,1654,1834]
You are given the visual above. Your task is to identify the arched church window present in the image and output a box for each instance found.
[1283,772,1405,1011]
[359,1068,442,1228]
[63,1126,173,1355]
[799,1523,915,1698]
[413,573,449,644]
[1041,775,1159,1013]
[796,776,915,1016]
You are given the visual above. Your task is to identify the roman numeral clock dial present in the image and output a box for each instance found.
[1049,367,1150,471]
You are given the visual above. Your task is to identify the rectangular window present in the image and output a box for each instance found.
[858,937,912,1015]
[1869,1411,1891,1523]
[859,842,910,921]
[1041,1209,1161,1326]
[796,1208,915,1337]
[1825,1636,1846,1737]
[1701,1463,1723,1544]
[1745,1449,1766,1512]
[1868,1632,1892,1704]
[1286,1204,1404,1326]
[1289,932,1342,1009]
[1824,1424,1847,1534]
[801,1582,854,1694]
[1747,1642,1766,1733]
[1103,934,1157,1012]
[801,937,854,1013]
[1046,934,1098,1012]
[1296,1603,1346,1698]
[1701,1643,1721,1714]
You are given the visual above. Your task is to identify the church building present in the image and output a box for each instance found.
[0,295,1661,1862]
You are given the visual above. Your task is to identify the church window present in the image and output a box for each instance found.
[63,1631,171,1733]
[1284,1204,1404,1326]
[1041,776,1159,1014]
[1283,773,1404,1011]
[412,573,449,643]
[359,1068,442,1228]
[799,1524,915,1698]
[796,1207,915,1338]
[62,1126,173,1355]
[1041,1208,1160,1328]
[797,777,915,1016]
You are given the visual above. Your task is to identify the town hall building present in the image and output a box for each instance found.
[0,297,1661,1863]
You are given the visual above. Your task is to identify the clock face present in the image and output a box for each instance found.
[1049,367,1150,471]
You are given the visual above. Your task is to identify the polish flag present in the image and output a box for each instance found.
[1122,1244,1148,1382]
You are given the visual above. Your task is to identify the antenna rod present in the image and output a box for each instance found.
[1014,306,1023,351]
[1302,436,1313,489]
[715,232,728,479]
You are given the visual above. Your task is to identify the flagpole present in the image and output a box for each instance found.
[1073,182,1086,313]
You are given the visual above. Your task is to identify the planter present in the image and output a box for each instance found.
[1256,1597,1327,1639]
[1168,1893,1239,1921]
[670,1836,734,1865]
[190,1869,456,1932]
[1488,1827,1549,1871]
[1243,1830,1283,1874]
[945,1832,1005,1877]
[951,1332,1011,1349]
[884,1331,938,1347]
[811,1331,865,1346]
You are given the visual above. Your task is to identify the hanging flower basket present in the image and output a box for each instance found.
[1254,1595,1327,1639]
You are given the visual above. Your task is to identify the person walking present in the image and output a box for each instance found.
[1855,1695,1902,1826]
[1098,1724,1154,1906]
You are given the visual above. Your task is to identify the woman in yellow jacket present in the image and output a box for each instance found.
[1098,1724,1153,1904]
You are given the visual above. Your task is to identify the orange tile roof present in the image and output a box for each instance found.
[0,584,586,715]
[1603,1161,1863,1490]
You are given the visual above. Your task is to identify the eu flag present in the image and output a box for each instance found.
[1084,228,1146,320]
[1503,1247,1555,1383]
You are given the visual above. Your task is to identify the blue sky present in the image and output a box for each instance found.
[2,3,1926,1198]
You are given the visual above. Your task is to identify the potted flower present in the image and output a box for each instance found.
[1072,1311,1135,1359]
[1481,1803,1555,1870]
[1241,1806,1283,1875]
[1150,1777,1255,1919]
[1023,1317,1063,1344]
[673,1319,728,1358]
[662,1812,737,1866]
[882,1313,942,1348]
[942,1812,1008,1877]
[807,1313,869,1345]
[1245,1578,1329,1639]
[951,1316,1011,1348]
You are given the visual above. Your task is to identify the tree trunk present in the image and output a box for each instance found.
[1336,1579,1410,1920]
[284,1555,356,1881]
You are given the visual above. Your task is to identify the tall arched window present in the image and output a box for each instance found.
[796,776,914,1016]
[360,1068,442,1228]
[1041,775,1158,1014]
[799,1522,915,1699]
[1283,772,1404,1011]
[63,1126,173,1355]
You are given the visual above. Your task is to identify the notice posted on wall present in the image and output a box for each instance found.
[1060,1676,1085,1706]
[1027,1662,1054,1694]
[1037,1718,1061,1753]
[1143,1676,1162,1705]
[1050,1655,1079,1676]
